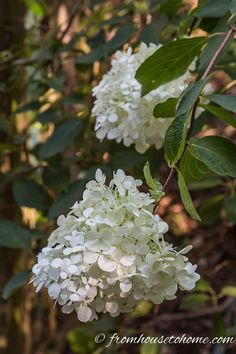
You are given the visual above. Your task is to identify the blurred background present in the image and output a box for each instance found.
[1,0,236,353]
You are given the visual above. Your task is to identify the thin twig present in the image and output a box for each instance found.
[126,298,235,329]
[59,0,81,42]
[147,298,234,323]
[188,17,198,36]
[163,167,175,190]
[153,168,175,213]
[202,27,234,79]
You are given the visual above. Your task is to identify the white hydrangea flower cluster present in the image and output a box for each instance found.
[92,43,189,153]
[92,42,212,153]
[32,169,200,322]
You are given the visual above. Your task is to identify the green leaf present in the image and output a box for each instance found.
[42,165,70,191]
[177,170,201,221]
[153,97,178,118]
[189,136,236,177]
[176,78,209,116]
[0,117,8,132]
[62,94,83,105]
[47,76,64,91]
[48,179,87,219]
[188,176,223,191]
[196,0,231,18]
[160,0,182,18]
[198,194,224,225]
[225,193,236,222]
[105,23,136,53]
[140,343,161,354]
[0,82,6,92]
[207,94,236,113]
[76,24,136,64]
[180,293,209,310]
[0,143,16,152]
[109,150,145,169]
[213,313,227,337]
[230,0,236,13]
[195,278,215,294]
[140,15,168,45]
[135,37,206,95]
[164,78,209,165]
[12,179,51,210]
[199,15,233,73]
[39,119,85,160]
[143,162,164,202]
[221,286,236,297]
[199,103,236,128]
[0,220,32,250]
[131,301,153,317]
[38,107,61,124]
[164,112,188,165]
[76,47,105,64]
[2,271,29,300]
[179,147,211,183]
[15,100,44,114]
[25,0,44,17]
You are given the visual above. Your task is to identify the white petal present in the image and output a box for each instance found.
[70,254,82,263]
[60,272,68,280]
[83,207,94,218]
[63,248,73,256]
[115,169,125,182]
[98,255,117,272]
[87,287,97,299]
[62,303,74,314]
[77,306,92,322]
[51,258,63,268]
[68,265,78,274]
[178,245,193,255]
[70,293,81,302]
[78,287,87,296]
[120,255,135,267]
[95,298,105,312]
[83,251,99,264]
[48,268,60,281]
[105,301,119,314]
[108,113,118,122]
[107,128,118,139]
[38,258,49,266]
[32,264,41,274]
[120,281,132,293]
[35,281,44,292]
[96,129,106,140]
[57,215,65,226]
[48,283,61,299]
[157,221,169,234]
[95,168,103,182]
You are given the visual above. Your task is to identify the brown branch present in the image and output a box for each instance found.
[126,298,235,329]
[153,168,175,214]
[202,27,234,79]
[153,297,234,322]
[188,17,198,36]
[58,0,81,42]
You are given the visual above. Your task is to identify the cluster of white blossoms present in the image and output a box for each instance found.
[32,169,200,322]
[92,42,212,153]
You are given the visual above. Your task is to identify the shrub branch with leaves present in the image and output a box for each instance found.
[1,1,236,352]
[30,10,236,321]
